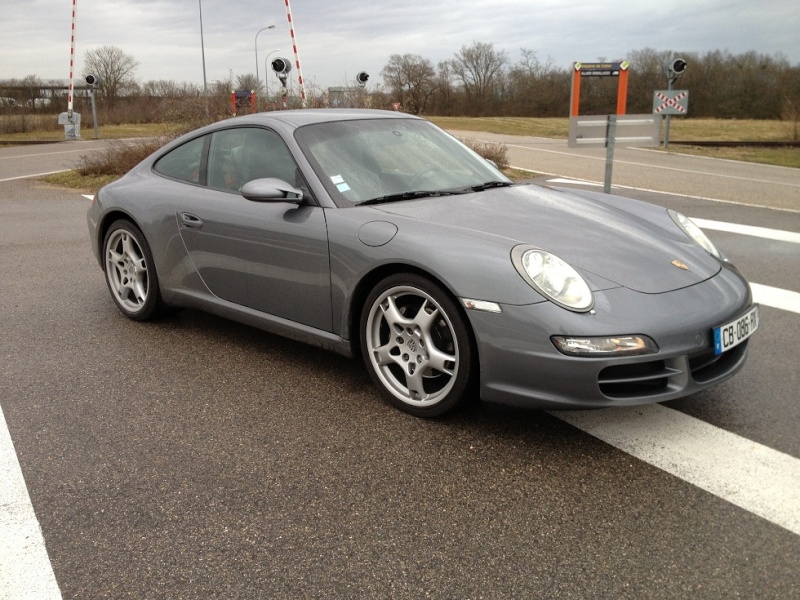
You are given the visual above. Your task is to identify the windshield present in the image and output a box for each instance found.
[294,117,511,206]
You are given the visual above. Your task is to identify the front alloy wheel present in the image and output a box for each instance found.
[361,274,474,417]
[103,220,161,321]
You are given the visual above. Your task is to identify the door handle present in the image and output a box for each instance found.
[179,212,203,229]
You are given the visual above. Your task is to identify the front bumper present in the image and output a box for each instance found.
[469,264,753,409]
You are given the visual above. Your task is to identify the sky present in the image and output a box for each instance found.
[2,0,798,92]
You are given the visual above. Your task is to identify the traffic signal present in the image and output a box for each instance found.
[670,58,687,76]
[356,72,369,86]
[271,58,292,75]
[85,74,102,87]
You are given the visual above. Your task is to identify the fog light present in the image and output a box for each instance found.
[551,335,658,357]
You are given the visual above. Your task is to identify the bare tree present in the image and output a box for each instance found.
[82,45,139,105]
[506,49,564,115]
[623,47,674,114]
[20,74,45,107]
[141,80,202,98]
[381,54,438,114]
[448,41,507,112]
[235,73,264,96]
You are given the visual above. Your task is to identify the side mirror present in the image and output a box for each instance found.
[240,178,304,203]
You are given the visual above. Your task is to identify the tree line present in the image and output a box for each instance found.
[381,43,800,124]
[2,43,799,131]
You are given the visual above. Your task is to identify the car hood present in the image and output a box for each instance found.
[370,184,721,294]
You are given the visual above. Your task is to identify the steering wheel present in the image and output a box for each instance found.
[408,166,443,189]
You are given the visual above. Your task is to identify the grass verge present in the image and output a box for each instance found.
[431,116,799,169]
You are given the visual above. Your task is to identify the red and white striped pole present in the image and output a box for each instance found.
[283,0,307,108]
[67,0,78,117]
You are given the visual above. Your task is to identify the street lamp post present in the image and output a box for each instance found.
[254,25,276,87]
[264,49,281,109]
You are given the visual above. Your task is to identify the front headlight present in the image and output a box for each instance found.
[552,335,659,357]
[511,246,594,312]
[669,210,720,259]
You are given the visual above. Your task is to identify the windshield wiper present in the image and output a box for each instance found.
[359,182,511,206]
[359,189,467,206]
[469,180,514,192]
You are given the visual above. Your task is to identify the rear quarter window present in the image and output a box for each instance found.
[153,136,207,184]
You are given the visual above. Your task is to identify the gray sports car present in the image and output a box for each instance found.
[87,109,758,417]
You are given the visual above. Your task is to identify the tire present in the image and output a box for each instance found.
[102,219,162,321]
[360,273,475,417]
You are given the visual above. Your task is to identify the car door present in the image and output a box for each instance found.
[171,126,333,332]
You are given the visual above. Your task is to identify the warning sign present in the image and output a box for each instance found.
[653,90,689,115]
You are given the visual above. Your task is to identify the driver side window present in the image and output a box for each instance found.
[207,127,299,193]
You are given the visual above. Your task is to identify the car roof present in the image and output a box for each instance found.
[213,108,419,130]
[147,109,424,166]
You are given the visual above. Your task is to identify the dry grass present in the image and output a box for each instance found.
[667,144,800,168]
[75,136,174,177]
[430,116,796,142]
[41,170,116,192]
[665,118,795,142]
[431,116,569,138]
[430,116,799,169]
[461,138,509,169]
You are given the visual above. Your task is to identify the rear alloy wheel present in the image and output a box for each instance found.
[103,220,161,321]
[361,274,474,417]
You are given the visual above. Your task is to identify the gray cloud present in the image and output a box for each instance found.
[2,0,797,90]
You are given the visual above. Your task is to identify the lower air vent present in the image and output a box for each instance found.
[689,342,748,383]
[599,360,683,398]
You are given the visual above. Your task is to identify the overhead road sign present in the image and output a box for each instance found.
[575,61,630,77]
[570,60,630,117]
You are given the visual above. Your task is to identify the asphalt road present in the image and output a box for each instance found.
[449,129,800,211]
[1,139,799,599]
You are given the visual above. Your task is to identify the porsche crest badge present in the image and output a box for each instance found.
[672,259,689,270]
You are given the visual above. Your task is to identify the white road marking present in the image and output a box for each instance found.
[508,143,800,190]
[0,170,69,183]
[538,174,800,214]
[0,149,93,161]
[751,283,800,314]
[692,218,800,245]
[0,406,62,599]
[551,404,800,536]
[545,177,601,187]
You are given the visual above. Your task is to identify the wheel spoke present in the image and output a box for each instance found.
[372,341,399,367]
[108,247,124,264]
[380,294,411,329]
[405,367,428,400]
[132,256,147,274]
[132,279,147,304]
[426,346,456,375]
[413,299,439,334]
[121,234,140,261]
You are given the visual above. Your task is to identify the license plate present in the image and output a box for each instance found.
[713,305,759,355]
